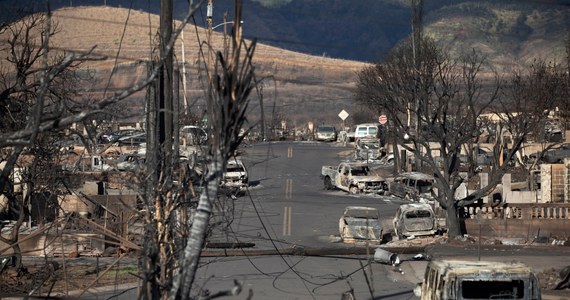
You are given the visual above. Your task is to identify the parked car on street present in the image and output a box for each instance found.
[415,259,541,300]
[321,162,388,194]
[339,206,383,243]
[354,123,381,140]
[315,125,337,142]
[393,203,438,240]
[388,172,435,203]
[220,158,249,196]
[354,137,387,162]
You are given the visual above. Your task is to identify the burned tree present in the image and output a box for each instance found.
[355,37,531,238]
[503,61,567,172]
[0,10,99,271]
[169,5,255,299]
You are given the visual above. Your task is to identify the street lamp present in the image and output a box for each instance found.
[212,20,244,30]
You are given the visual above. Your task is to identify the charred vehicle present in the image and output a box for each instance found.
[354,137,389,162]
[393,203,438,240]
[321,162,388,194]
[415,259,541,300]
[115,154,144,171]
[339,206,383,243]
[388,172,435,203]
[220,159,248,195]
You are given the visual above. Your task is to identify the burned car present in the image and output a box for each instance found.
[415,259,541,300]
[115,154,145,171]
[354,137,387,162]
[393,203,438,240]
[322,162,388,194]
[339,206,383,243]
[220,158,248,196]
[388,172,435,203]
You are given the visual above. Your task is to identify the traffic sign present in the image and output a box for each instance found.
[379,114,388,125]
[338,110,349,121]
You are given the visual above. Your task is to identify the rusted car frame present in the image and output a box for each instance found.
[388,172,435,203]
[393,203,438,240]
[416,259,541,300]
[339,206,383,243]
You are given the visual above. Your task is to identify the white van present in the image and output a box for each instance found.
[354,123,381,140]
[415,259,541,300]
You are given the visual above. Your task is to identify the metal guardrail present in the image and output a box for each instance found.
[462,203,570,220]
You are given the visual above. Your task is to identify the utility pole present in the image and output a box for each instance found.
[160,0,173,150]
[206,0,214,80]
[411,0,423,172]
[181,30,188,115]
[206,0,214,137]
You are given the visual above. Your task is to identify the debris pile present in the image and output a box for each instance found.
[538,266,570,292]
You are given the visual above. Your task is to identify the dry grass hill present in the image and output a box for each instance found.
[47,6,369,128]
[3,3,568,130]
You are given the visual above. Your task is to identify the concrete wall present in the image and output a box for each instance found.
[463,203,570,239]
[465,218,569,240]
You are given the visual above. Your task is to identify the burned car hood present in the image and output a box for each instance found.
[342,218,382,240]
[224,171,246,178]
[353,176,384,183]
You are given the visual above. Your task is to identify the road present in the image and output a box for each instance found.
[80,140,420,300]
[197,141,418,300]
[220,140,404,248]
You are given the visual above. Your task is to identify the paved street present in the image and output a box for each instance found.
[220,141,405,249]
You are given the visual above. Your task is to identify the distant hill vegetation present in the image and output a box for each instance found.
[1,0,568,64]
[0,1,568,126]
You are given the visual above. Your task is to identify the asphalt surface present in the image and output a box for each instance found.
[31,239,569,300]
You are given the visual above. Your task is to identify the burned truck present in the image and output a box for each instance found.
[321,162,388,194]
[415,259,541,300]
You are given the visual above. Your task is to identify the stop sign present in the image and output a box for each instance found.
[379,114,388,125]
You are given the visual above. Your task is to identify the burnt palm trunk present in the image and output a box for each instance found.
[170,153,224,299]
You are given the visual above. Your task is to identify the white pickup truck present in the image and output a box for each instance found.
[321,162,388,194]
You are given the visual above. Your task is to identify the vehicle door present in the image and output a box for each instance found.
[338,165,351,190]
[390,177,406,198]
[406,178,418,198]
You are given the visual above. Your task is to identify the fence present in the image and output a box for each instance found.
[460,203,570,239]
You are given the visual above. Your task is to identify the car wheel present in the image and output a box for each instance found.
[324,177,333,190]
[349,186,359,194]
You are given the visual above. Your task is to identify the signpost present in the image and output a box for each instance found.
[338,110,349,145]
[338,110,349,121]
